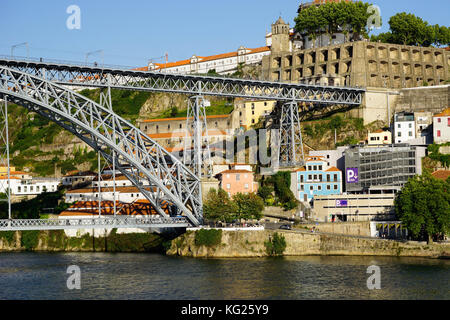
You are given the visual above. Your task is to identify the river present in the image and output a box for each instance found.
[0,253,448,300]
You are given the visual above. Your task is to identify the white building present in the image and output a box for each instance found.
[394,112,416,144]
[62,171,97,187]
[144,46,271,75]
[64,186,153,204]
[433,108,450,144]
[0,176,60,196]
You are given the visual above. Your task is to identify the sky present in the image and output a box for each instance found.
[1,0,449,67]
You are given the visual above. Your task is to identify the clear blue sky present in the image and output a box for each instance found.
[1,0,448,67]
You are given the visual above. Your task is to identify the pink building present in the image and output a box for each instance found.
[215,169,258,197]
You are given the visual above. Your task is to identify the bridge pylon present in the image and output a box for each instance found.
[278,101,305,168]
[183,95,212,179]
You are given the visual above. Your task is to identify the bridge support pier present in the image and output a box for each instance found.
[183,95,212,179]
[0,96,11,219]
[278,101,305,168]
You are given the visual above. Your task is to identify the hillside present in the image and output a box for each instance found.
[5,89,232,177]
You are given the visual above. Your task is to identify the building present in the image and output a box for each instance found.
[262,19,449,87]
[368,130,392,145]
[234,99,276,128]
[62,171,97,188]
[433,107,450,144]
[344,144,426,193]
[144,46,271,75]
[64,186,154,204]
[215,169,258,197]
[393,112,416,144]
[309,146,349,172]
[290,156,343,203]
[312,193,396,222]
[0,176,60,196]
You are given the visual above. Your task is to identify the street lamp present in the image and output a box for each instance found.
[11,42,29,59]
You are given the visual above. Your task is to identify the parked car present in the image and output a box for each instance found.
[279,224,292,230]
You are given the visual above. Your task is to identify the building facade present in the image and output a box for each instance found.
[262,17,449,88]
[215,169,258,197]
[234,99,276,128]
[433,107,450,143]
[393,112,416,144]
[368,130,392,145]
[344,144,426,193]
[291,156,343,203]
[144,46,270,75]
[313,193,396,222]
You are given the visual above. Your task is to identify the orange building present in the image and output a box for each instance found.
[215,169,258,197]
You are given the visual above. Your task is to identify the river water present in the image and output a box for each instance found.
[0,253,448,300]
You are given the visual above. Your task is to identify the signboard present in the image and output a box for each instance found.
[346,168,359,183]
[336,200,348,207]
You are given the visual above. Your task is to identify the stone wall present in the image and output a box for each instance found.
[302,221,372,237]
[167,229,449,259]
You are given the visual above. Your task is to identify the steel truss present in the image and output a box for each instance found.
[0,66,202,227]
[0,96,11,218]
[0,216,189,232]
[184,95,212,179]
[0,58,365,104]
[278,101,305,167]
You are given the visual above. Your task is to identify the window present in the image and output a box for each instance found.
[318,186,322,191]
[300,185,304,191]
[314,174,317,180]
[300,175,304,183]
[18,186,21,192]
[327,185,331,190]
[226,184,231,190]
[308,175,312,181]
[398,124,401,128]
[334,185,338,190]
[438,118,441,123]
[236,174,240,181]
[409,123,412,128]
[437,130,441,137]
[244,184,249,189]
[313,165,317,170]
[179,124,182,129]
[448,118,450,126]
[334,174,338,181]
[398,132,401,137]
[318,165,322,171]
[409,131,413,137]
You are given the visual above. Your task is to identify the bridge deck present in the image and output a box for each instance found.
[0,217,189,231]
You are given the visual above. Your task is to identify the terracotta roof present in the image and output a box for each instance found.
[434,108,450,117]
[432,170,450,181]
[59,200,169,216]
[305,156,325,161]
[64,170,97,177]
[325,167,341,172]
[65,186,156,194]
[294,167,306,172]
[217,169,253,175]
[0,176,20,180]
[141,114,229,123]
[148,130,228,139]
[148,47,270,70]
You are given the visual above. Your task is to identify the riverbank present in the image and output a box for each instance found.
[166,229,450,259]
[0,230,168,253]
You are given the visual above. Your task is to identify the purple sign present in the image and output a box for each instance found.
[346,168,359,183]
[336,200,348,207]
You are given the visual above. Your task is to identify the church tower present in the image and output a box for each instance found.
[271,17,290,53]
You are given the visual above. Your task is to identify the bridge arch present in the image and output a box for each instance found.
[0,66,202,226]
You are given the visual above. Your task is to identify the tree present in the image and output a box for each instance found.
[203,188,237,222]
[269,172,299,211]
[371,12,450,47]
[294,1,374,45]
[394,174,450,243]
[233,192,265,220]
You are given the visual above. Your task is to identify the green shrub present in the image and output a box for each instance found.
[265,232,287,256]
[194,229,222,247]
[0,231,15,244]
[21,230,40,251]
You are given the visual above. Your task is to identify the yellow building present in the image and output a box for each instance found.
[368,130,392,145]
[235,99,276,128]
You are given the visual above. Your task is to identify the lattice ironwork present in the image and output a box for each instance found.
[0,57,365,104]
[183,95,212,179]
[0,216,189,231]
[0,66,202,226]
[278,101,305,167]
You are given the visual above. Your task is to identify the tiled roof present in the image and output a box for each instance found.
[148,47,270,70]
[217,169,253,175]
[65,186,156,194]
[432,170,450,180]
[325,167,341,172]
[141,114,229,123]
[434,108,450,117]
[148,130,228,139]
[59,200,169,216]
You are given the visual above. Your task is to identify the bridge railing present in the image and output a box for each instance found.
[0,216,189,231]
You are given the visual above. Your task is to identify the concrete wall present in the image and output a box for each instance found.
[167,229,449,259]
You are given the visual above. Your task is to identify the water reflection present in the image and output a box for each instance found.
[0,253,448,300]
